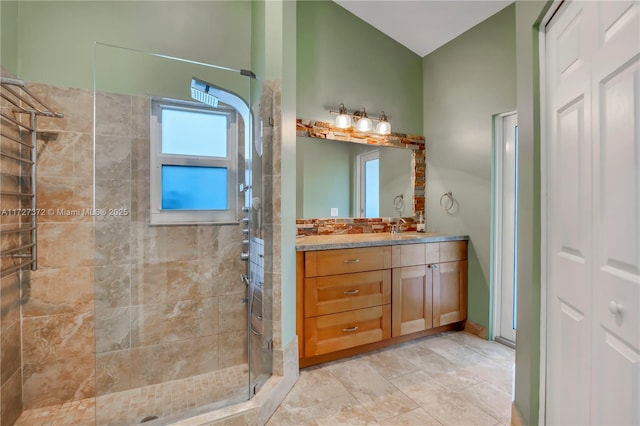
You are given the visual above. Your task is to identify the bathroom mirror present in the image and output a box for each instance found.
[296,136,414,218]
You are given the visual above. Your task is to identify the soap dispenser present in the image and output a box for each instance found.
[417,211,425,232]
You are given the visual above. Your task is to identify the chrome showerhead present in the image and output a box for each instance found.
[191,78,219,107]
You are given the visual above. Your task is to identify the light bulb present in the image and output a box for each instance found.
[375,111,391,135]
[354,108,372,132]
[335,103,352,129]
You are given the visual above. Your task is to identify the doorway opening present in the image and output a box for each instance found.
[492,111,518,347]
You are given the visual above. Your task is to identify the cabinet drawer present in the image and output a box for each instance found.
[305,270,391,317]
[440,241,468,263]
[305,246,392,277]
[304,305,391,357]
[392,243,439,267]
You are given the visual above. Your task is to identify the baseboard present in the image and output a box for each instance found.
[464,320,487,339]
[511,402,525,426]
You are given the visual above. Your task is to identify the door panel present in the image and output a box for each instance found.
[590,1,640,422]
[546,1,640,424]
[546,2,593,424]
[391,265,432,336]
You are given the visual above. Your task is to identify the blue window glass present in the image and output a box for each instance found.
[161,108,227,157]
[161,165,228,210]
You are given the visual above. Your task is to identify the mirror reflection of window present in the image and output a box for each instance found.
[358,150,380,217]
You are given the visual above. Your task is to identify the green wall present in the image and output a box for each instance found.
[0,1,19,76]
[10,1,252,90]
[422,4,516,332]
[296,0,423,135]
[514,1,551,424]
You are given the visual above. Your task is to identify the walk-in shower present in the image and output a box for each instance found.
[5,44,273,426]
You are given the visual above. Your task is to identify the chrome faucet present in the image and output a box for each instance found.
[391,217,407,234]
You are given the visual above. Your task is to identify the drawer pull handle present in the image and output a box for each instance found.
[343,289,360,295]
[343,259,360,264]
[342,326,359,333]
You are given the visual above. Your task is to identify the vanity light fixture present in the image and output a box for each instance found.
[353,108,373,132]
[375,111,391,135]
[329,104,391,135]
[334,103,352,129]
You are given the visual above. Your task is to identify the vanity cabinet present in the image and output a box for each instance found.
[392,241,468,336]
[297,238,467,367]
[301,246,392,359]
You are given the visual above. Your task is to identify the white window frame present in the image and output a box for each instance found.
[150,98,238,225]
[356,149,380,218]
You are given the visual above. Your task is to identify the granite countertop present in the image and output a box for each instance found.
[295,232,469,251]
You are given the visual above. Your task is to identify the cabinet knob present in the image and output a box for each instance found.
[608,301,623,315]
[343,289,359,295]
[342,326,359,333]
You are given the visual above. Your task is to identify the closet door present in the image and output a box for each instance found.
[546,2,594,423]
[589,1,639,424]
[546,1,640,424]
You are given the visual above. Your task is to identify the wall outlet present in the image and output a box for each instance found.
[330,208,339,217]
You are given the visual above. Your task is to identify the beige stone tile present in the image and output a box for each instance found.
[390,371,498,426]
[129,344,164,389]
[36,176,93,223]
[95,91,131,137]
[95,134,132,180]
[266,403,319,425]
[37,222,94,269]
[130,261,168,305]
[361,347,421,380]
[282,367,352,410]
[22,356,95,409]
[312,395,378,426]
[94,221,131,266]
[95,178,131,222]
[213,254,247,296]
[447,332,515,362]
[131,303,164,347]
[161,336,219,382]
[95,350,132,396]
[458,382,513,425]
[328,359,418,422]
[414,334,489,367]
[94,264,131,310]
[162,297,218,342]
[22,311,94,365]
[26,84,93,133]
[460,359,514,396]
[132,96,150,140]
[23,266,94,317]
[219,294,247,333]
[1,368,23,425]
[393,345,458,377]
[130,177,150,222]
[219,330,248,368]
[380,407,441,425]
[36,131,76,178]
[430,367,485,392]
[95,307,131,353]
[1,321,21,384]
[0,271,21,330]
[167,260,215,301]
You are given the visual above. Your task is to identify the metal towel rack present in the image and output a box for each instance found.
[0,77,64,277]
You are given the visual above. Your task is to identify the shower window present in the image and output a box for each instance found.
[150,98,238,224]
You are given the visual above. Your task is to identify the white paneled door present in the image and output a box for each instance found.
[545,1,639,424]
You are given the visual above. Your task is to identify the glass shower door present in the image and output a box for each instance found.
[93,43,261,425]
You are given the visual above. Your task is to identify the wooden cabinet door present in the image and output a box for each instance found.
[391,265,433,336]
[433,260,467,327]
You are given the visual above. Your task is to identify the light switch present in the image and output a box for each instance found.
[330,208,339,217]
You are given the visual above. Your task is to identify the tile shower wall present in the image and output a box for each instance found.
[1,68,28,425]
[18,83,248,409]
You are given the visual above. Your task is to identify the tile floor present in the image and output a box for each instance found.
[13,332,514,425]
[267,331,514,426]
